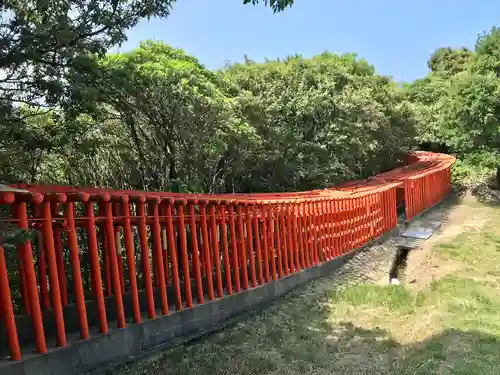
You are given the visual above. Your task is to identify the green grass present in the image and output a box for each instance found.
[113,196,500,375]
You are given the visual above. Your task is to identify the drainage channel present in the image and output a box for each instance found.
[389,247,410,285]
[388,210,443,285]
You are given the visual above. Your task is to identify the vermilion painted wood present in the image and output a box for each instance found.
[1,151,454,360]
[253,212,264,284]
[104,200,126,328]
[236,205,249,289]
[33,203,49,311]
[64,201,89,339]
[188,203,204,305]
[166,201,183,310]
[209,204,224,298]
[84,200,108,333]
[121,197,141,323]
[274,206,283,279]
[261,206,271,283]
[228,204,241,291]
[51,201,68,307]
[199,204,215,300]
[41,200,67,346]
[279,206,288,275]
[177,202,193,308]
[136,198,156,319]
[0,245,21,360]
[151,199,169,315]
[246,205,257,288]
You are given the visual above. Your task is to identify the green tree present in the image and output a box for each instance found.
[406,27,500,185]
[0,0,175,112]
[0,0,294,188]
[437,73,500,154]
[0,107,65,182]
[427,47,474,76]
[67,41,257,192]
[0,0,293,120]
[475,26,500,75]
[223,52,415,192]
[245,0,294,12]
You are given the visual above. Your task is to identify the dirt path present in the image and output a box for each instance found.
[405,194,489,289]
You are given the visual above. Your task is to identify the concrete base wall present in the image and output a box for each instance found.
[0,229,397,375]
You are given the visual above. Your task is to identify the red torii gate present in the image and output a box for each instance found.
[0,151,455,363]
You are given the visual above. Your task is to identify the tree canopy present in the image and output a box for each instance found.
[0,0,293,120]
[405,26,500,183]
[222,52,414,192]
[246,0,294,12]
[1,41,414,193]
[409,31,500,148]
[3,0,500,195]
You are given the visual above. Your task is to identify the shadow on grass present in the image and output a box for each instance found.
[321,323,500,375]
[471,182,500,206]
[113,302,500,375]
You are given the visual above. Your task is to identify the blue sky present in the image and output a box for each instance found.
[120,0,500,83]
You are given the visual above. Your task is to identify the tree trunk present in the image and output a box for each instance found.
[496,166,500,188]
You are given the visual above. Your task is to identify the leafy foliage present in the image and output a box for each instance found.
[223,53,414,192]
[0,0,175,113]
[0,0,293,127]
[427,47,474,76]
[68,41,257,192]
[0,0,298,193]
[2,43,415,194]
[406,27,500,185]
[244,0,294,12]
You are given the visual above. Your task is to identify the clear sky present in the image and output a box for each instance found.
[120,0,500,83]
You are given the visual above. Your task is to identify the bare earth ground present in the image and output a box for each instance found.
[404,193,489,290]
[113,194,500,375]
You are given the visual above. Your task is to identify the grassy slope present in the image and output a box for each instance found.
[114,196,500,375]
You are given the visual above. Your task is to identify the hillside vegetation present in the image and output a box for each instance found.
[406,28,500,185]
[2,2,500,193]
[1,42,415,193]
